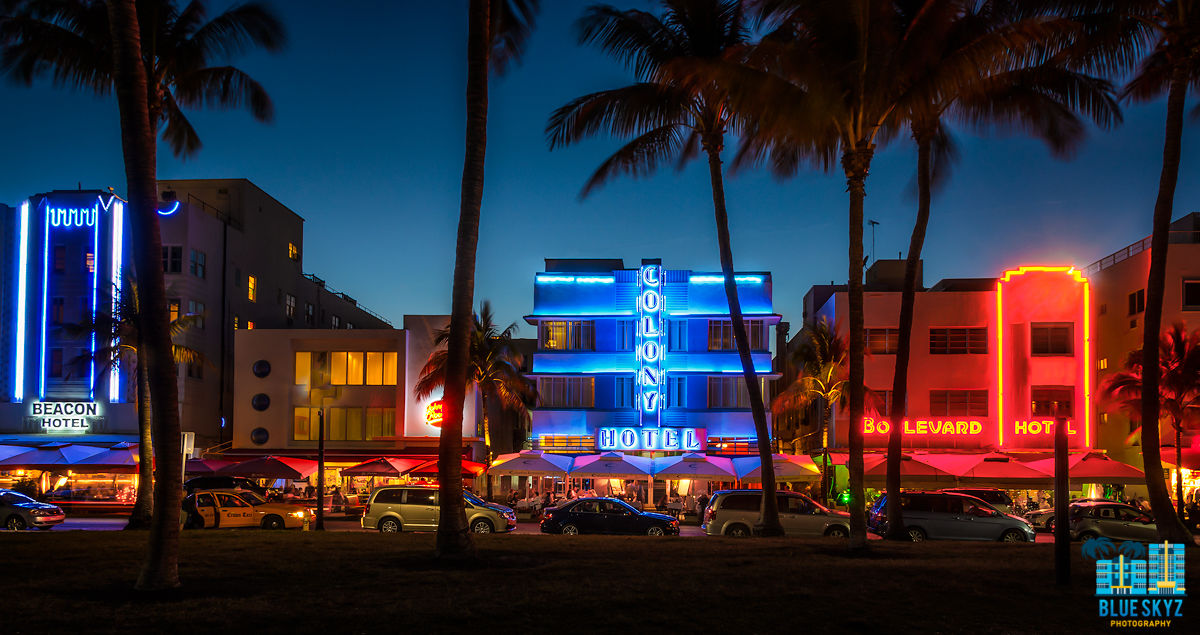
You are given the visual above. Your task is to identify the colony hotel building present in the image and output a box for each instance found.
[526,258,780,456]
[802,259,1093,455]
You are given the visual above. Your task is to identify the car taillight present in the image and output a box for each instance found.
[703,507,714,523]
[364,504,372,516]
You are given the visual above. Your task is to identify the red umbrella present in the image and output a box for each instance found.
[406,459,486,478]
[185,458,234,474]
[341,457,429,476]
[220,456,318,479]
[1023,453,1145,485]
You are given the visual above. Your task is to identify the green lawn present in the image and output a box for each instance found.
[4,531,1194,633]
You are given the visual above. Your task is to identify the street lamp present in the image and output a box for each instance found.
[310,386,341,531]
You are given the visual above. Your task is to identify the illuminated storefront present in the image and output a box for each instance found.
[526,258,781,456]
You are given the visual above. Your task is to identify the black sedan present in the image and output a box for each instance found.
[540,497,679,536]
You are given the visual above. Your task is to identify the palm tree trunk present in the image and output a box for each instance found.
[843,144,873,550]
[884,130,931,540]
[1139,72,1193,544]
[126,349,154,530]
[107,0,183,590]
[821,402,831,506]
[704,139,783,537]
[481,392,494,500]
[1176,422,1184,520]
[437,0,490,558]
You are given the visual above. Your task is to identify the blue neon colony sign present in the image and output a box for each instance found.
[596,264,704,452]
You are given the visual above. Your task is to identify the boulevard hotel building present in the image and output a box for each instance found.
[801,259,1093,456]
[526,258,780,456]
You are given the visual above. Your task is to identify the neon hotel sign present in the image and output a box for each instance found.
[862,417,1080,438]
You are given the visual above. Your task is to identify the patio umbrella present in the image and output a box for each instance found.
[70,443,140,474]
[732,454,820,482]
[918,452,1051,487]
[0,443,108,470]
[220,456,318,479]
[568,452,653,477]
[0,445,32,462]
[340,457,428,476]
[488,450,573,476]
[1023,453,1145,485]
[185,458,234,474]
[862,454,957,486]
[405,459,487,478]
[654,453,736,479]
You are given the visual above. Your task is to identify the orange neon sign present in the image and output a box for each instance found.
[425,401,444,427]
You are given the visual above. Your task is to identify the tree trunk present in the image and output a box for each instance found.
[126,348,154,530]
[1139,73,1193,544]
[482,392,494,500]
[108,0,183,591]
[821,402,831,506]
[704,140,783,537]
[884,130,931,540]
[1176,422,1184,520]
[316,407,325,530]
[843,144,874,550]
[437,0,489,558]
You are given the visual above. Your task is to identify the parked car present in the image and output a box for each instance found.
[1069,502,1158,542]
[0,488,65,530]
[362,486,516,534]
[184,476,266,495]
[540,497,679,536]
[702,490,850,538]
[1022,498,1112,532]
[183,489,312,529]
[938,488,1015,514]
[869,491,1035,542]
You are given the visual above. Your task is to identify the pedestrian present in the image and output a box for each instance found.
[697,491,709,514]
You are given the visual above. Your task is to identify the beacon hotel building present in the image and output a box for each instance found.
[526,258,780,456]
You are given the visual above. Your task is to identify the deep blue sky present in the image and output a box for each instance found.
[2,1,1197,335]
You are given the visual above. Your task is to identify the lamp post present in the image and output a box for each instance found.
[316,407,326,531]
[1054,413,1069,586]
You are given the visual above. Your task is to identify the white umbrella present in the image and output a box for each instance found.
[733,454,822,482]
[488,450,573,475]
[568,452,653,477]
[652,453,736,479]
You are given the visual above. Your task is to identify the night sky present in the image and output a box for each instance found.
[2,1,1197,337]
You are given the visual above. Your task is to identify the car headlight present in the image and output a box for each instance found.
[290,511,305,518]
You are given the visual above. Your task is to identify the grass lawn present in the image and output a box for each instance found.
[5,530,1195,633]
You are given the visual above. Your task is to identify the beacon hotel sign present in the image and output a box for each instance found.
[597,264,705,453]
[25,401,104,433]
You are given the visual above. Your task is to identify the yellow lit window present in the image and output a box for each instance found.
[288,242,299,260]
[330,351,347,385]
[247,321,255,330]
[383,352,398,385]
[1099,358,1109,370]
[247,275,257,302]
[294,352,311,385]
[346,352,364,385]
[168,299,181,322]
[365,352,383,385]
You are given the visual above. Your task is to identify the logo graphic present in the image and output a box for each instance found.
[1087,540,1185,627]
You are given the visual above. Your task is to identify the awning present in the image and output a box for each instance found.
[654,453,737,479]
[489,451,573,476]
[732,454,820,482]
[340,457,429,477]
[220,456,318,479]
[568,452,653,477]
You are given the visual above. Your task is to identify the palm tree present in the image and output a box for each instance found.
[60,275,206,530]
[1102,323,1200,521]
[546,0,784,536]
[772,318,846,505]
[415,302,536,497]
[880,0,1120,541]
[1081,535,1117,560]
[438,0,540,558]
[1051,0,1200,544]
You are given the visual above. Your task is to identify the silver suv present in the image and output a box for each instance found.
[703,490,850,538]
[361,486,516,534]
[1069,502,1158,542]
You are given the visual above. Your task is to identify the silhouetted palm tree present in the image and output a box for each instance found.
[547,0,784,536]
[1081,535,1117,560]
[1049,0,1200,544]
[1103,323,1200,520]
[439,0,540,558]
[880,0,1120,541]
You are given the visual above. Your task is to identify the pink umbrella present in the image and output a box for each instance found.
[185,458,234,474]
[862,454,957,486]
[919,452,1050,483]
[341,457,429,476]
[732,454,820,482]
[220,456,318,479]
[655,453,737,479]
[1023,453,1145,485]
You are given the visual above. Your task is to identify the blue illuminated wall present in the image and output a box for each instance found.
[526,259,780,453]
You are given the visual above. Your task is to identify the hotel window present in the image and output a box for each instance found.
[616,320,635,351]
[53,245,67,273]
[294,352,311,385]
[49,348,64,378]
[1128,289,1145,315]
[537,377,595,408]
[1184,280,1200,310]
[539,321,594,351]
[51,297,65,325]
[162,245,182,274]
[365,407,396,439]
[187,300,206,329]
[293,407,318,440]
[866,328,899,354]
[869,389,893,415]
[305,303,315,326]
[327,351,397,386]
[331,315,341,329]
[189,249,206,279]
[285,293,296,319]
[668,320,688,351]
[615,376,636,408]
[708,377,754,409]
[346,322,354,329]
[247,321,255,330]
[668,376,687,408]
[85,251,95,273]
[247,275,258,302]
[929,390,988,416]
[168,298,181,322]
[1098,357,1109,371]
[288,242,299,261]
[708,320,768,351]
[929,327,987,354]
[1031,323,1073,356]
[1031,387,1074,417]
[327,407,365,441]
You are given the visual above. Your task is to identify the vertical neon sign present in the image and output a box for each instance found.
[109,201,123,402]
[637,265,664,428]
[14,201,30,401]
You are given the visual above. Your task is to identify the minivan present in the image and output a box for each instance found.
[703,490,850,538]
[361,486,516,534]
[938,488,1015,514]
[869,491,1034,542]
